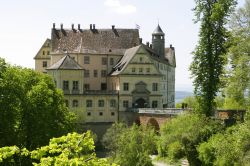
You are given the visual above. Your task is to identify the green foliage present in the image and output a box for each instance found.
[102,123,157,166]
[0,60,75,149]
[166,141,184,163]
[0,131,117,166]
[223,0,250,110]
[198,123,250,165]
[190,0,237,116]
[158,113,223,165]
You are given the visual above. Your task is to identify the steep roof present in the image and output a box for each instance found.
[51,27,140,54]
[152,24,165,35]
[111,45,141,75]
[47,54,83,70]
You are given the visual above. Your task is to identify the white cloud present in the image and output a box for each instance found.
[104,0,136,14]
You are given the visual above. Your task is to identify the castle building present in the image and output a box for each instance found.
[34,23,176,123]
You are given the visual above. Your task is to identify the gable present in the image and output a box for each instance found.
[34,39,51,59]
[121,46,161,75]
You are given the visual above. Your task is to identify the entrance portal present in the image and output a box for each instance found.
[135,98,146,108]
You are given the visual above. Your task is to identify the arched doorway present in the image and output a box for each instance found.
[147,118,160,131]
[135,98,146,108]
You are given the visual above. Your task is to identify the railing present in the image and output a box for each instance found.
[127,108,185,115]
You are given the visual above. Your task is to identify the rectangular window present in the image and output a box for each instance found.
[84,70,90,77]
[63,81,69,90]
[123,83,129,91]
[98,100,104,107]
[94,70,98,77]
[110,100,116,107]
[42,51,45,55]
[87,112,91,116]
[73,100,78,107]
[132,68,135,72]
[47,51,50,55]
[84,84,90,90]
[86,100,92,107]
[101,70,106,77]
[123,100,129,108]
[110,58,114,65]
[146,68,150,73]
[99,112,103,116]
[84,56,90,64]
[42,61,47,67]
[101,83,107,90]
[102,57,107,65]
[73,81,79,90]
[152,101,158,108]
[152,83,158,91]
[111,112,115,116]
[139,68,143,72]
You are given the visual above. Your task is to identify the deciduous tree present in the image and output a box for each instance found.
[190,0,236,116]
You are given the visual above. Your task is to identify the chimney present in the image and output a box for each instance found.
[71,24,74,30]
[60,24,63,30]
[170,44,172,48]
[146,42,149,47]
[93,24,95,30]
[112,25,115,30]
[53,23,55,29]
[90,24,92,30]
[78,24,81,30]
[139,38,142,44]
[150,44,152,48]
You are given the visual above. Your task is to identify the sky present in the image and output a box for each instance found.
[0,0,246,92]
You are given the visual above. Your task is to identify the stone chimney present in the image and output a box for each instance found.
[90,24,92,30]
[60,24,63,30]
[53,23,55,29]
[71,24,74,30]
[78,24,81,30]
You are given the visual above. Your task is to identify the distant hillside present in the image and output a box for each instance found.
[175,91,193,103]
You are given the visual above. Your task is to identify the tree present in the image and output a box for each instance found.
[190,0,236,116]
[158,113,223,165]
[198,123,250,165]
[0,131,117,166]
[223,0,250,110]
[102,123,157,166]
[0,60,75,149]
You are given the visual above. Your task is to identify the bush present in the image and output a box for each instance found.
[198,123,250,165]
[158,113,224,165]
[167,141,184,162]
[102,123,157,166]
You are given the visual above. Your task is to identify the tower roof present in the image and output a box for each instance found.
[152,24,165,35]
[47,54,83,70]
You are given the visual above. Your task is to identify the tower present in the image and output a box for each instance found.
[152,24,165,58]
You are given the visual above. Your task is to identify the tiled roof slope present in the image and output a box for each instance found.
[51,28,140,54]
[47,54,83,70]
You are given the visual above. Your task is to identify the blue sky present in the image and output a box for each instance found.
[0,0,245,92]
